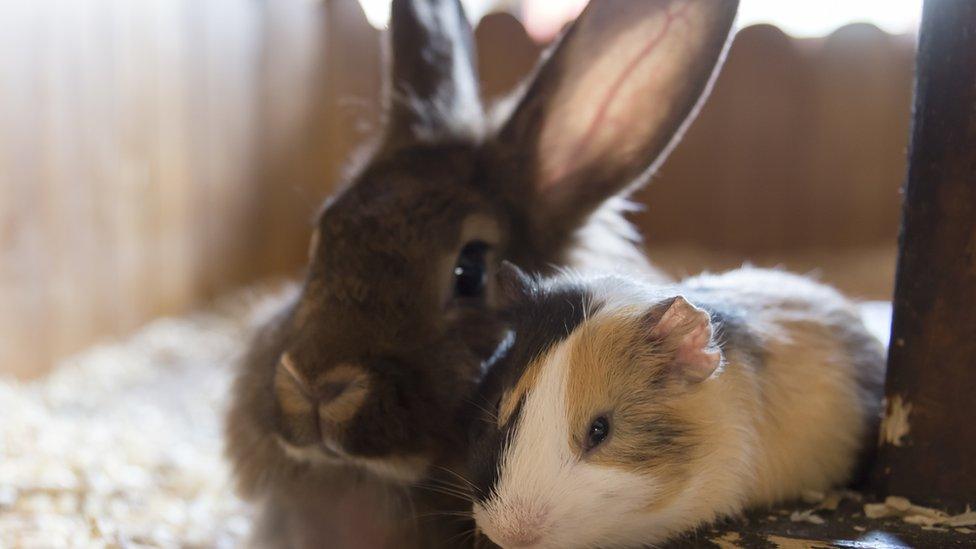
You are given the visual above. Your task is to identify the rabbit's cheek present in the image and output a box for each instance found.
[357,455,430,484]
[448,309,508,361]
[307,227,321,262]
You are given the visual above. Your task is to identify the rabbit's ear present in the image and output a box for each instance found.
[498,0,737,224]
[385,0,483,147]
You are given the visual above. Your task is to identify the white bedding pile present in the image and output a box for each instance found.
[0,289,290,547]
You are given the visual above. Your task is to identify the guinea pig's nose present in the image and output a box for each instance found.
[475,501,549,549]
[500,532,542,548]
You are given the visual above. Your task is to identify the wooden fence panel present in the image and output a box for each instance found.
[475,11,542,102]
[247,0,382,279]
[635,23,914,253]
[636,24,813,252]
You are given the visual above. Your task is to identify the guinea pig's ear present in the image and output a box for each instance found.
[384,0,483,148]
[496,260,534,310]
[645,296,722,384]
[496,0,737,235]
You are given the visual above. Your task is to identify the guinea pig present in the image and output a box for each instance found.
[468,264,886,548]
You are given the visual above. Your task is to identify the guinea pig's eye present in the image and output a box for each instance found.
[586,416,611,450]
[453,240,489,299]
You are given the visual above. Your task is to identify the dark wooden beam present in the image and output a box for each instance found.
[872,0,976,511]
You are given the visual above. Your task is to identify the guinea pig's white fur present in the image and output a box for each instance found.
[473,267,885,548]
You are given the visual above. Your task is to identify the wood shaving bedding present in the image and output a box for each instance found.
[864,496,976,529]
[1,287,292,548]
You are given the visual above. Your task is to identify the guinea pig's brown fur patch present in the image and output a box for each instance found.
[563,307,698,506]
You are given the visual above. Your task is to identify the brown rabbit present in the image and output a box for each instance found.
[225,0,739,547]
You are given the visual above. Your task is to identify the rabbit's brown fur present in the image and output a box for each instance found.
[225,0,738,547]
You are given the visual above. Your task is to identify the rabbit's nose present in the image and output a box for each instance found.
[274,354,372,450]
[317,364,370,427]
[274,353,321,447]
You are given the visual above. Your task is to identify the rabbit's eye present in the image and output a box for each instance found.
[454,241,489,298]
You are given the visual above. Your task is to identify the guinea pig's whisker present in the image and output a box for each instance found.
[413,511,474,524]
[425,484,475,503]
[422,487,473,503]
[414,481,474,503]
[444,525,478,547]
[435,464,477,490]
[463,397,500,424]
[423,474,471,491]
[399,484,419,530]
[423,475,474,497]
[413,510,473,519]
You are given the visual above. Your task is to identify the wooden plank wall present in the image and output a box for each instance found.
[0,1,913,378]
[0,0,267,378]
[0,1,236,376]
[637,23,914,252]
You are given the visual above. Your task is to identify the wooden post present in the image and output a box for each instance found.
[873,0,976,511]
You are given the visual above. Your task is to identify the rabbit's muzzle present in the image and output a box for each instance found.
[272,352,370,460]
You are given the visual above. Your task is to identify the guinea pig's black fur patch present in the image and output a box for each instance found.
[467,274,600,502]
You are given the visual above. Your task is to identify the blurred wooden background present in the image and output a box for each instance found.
[0,0,913,378]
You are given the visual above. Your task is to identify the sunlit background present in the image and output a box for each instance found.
[358,0,922,39]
